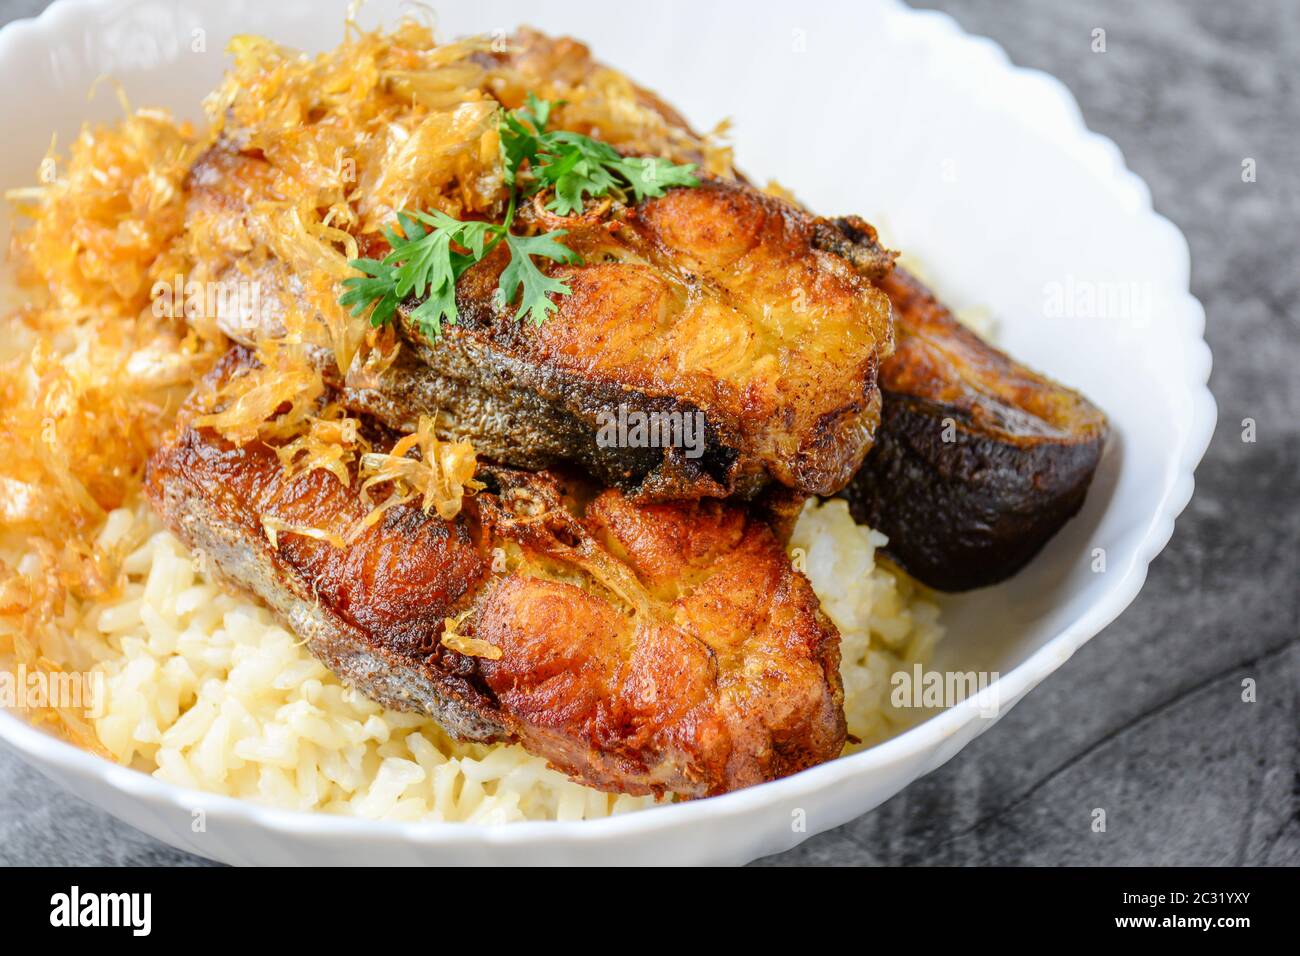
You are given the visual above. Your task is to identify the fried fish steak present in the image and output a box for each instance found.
[144,349,846,796]
[403,177,894,500]
[185,143,894,501]
[843,269,1109,591]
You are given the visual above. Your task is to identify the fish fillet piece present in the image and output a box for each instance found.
[186,144,895,500]
[844,269,1109,590]
[144,349,846,796]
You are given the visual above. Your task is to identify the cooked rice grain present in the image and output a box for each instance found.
[5,497,939,822]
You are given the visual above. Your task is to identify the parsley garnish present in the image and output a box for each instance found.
[338,96,699,339]
[498,231,579,325]
[503,94,700,214]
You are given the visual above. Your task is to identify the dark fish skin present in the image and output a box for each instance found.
[842,269,1109,591]
[347,327,749,500]
[145,349,846,797]
[186,145,895,502]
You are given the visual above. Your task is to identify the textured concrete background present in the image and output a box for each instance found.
[0,0,1295,866]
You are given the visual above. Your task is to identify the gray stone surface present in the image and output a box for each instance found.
[0,0,1295,867]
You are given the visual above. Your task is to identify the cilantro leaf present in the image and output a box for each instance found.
[498,231,582,325]
[610,156,700,201]
[526,131,620,214]
[499,93,560,187]
[450,218,498,259]
[341,211,505,340]
[523,93,555,131]
[387,212,454,301]
[499,112,541,187]
[339,258,400,327]
[407,276,462,340]
[502,106,700,214]
[340,96,699,336]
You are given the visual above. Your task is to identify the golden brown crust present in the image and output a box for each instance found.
[145,349,846,796]
[423,175,894,498]
[188,143,893,500]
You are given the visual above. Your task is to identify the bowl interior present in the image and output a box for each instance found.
[0,0,1204,791]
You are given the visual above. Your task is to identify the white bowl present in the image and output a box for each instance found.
[0,0,1214,865]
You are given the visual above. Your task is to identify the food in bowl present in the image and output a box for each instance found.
[0,18,1105,821]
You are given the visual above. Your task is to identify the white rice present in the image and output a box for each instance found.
[789,500,943,748]
[9,497,941,822]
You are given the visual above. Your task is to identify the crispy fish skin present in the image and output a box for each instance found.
[146,351,502,738]
[405,176,893,500]
[844,269,1109,591]
[472,484,846,795]
[144,350,845,796]
[186,145,894,501]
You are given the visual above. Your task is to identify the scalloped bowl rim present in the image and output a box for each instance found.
[0,0,1215,854]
